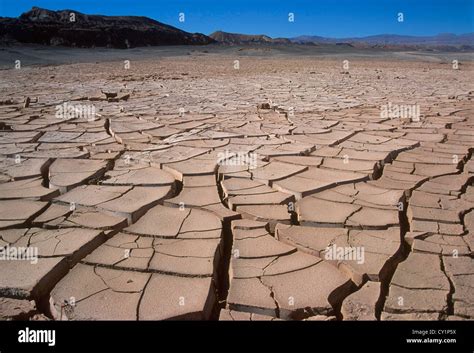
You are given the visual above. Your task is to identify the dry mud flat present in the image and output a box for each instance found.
[0,56,473,321]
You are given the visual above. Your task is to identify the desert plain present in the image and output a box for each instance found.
[0,46,473,321]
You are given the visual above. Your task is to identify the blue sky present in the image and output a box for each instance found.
[0,0,472,38]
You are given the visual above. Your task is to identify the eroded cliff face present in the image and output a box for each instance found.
[0,7,215,48]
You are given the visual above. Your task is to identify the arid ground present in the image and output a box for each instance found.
[0,48,473,321]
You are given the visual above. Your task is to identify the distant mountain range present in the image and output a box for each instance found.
[0,7,215,48]
[0,7,472,50]
[213,31,473,49]
[291,33,474,46]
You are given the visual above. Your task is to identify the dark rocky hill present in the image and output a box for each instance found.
[210,31,291,45]
[0,7,215,48]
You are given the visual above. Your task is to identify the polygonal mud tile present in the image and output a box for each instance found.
[0,200,48,228]
[50,264,150,320]
[138,273,216,320]
[49,158,109,193]
[0,257,68,300]
[0,177,59,200]
[341,281,380,320]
